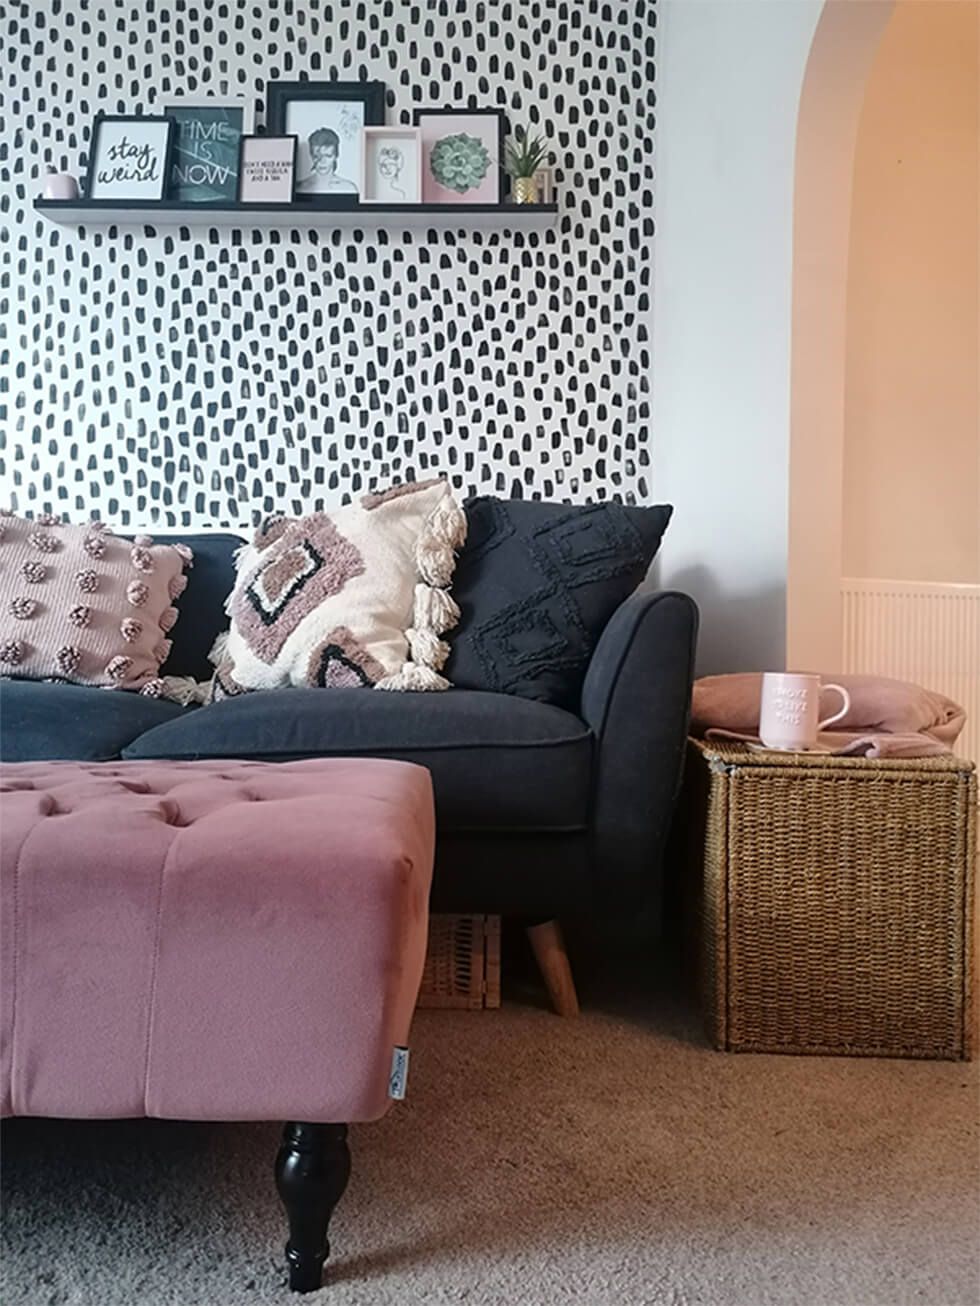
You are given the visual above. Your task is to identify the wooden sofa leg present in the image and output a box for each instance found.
[527,920,581,1017]
[275,1122,351,1293]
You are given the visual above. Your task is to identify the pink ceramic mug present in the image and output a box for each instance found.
[759,672,851,751]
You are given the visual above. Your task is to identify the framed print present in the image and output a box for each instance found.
[360,127,422,203]
[413,108,505,205]
[162,96,256,202]
[238,135,296,203]
[85,115,175,201]
[265,80,385,202]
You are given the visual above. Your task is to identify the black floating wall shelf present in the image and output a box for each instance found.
[34,199,559,231]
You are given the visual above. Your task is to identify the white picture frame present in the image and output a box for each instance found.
[359,127,423,204]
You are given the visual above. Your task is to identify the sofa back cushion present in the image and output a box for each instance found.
[445,498,672,707]
[154,533,242,680]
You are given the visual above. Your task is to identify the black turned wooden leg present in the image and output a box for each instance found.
[275,1122,351,1293]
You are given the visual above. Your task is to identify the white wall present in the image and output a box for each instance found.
[652,0,823,673]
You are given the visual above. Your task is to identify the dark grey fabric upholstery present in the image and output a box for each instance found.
[154,533,240,680]
[123,687,592,833]
[431,833,592,915]
[0,679,186,762]
[581,585,699,909]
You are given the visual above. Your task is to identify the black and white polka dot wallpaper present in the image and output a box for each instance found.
[1,0,655,529]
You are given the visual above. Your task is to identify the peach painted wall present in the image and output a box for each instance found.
[788,0,896,671]
[843,0,979,584]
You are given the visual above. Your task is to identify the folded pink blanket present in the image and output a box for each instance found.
[691,673,966,758]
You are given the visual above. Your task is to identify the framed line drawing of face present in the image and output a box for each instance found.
[412,108,506,205]
[265,81,385,203]
[360,127,422,204]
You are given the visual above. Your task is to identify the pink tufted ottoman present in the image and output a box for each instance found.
[0,757,435,1292]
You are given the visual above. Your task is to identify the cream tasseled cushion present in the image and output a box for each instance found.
[215,479,467,694]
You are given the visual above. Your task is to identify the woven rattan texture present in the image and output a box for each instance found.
[689,741,977,1060]
[417,914,501,1011]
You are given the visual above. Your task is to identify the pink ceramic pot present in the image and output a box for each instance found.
[41,173,80,201]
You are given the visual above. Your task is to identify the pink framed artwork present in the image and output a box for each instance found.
[412,108,505,205]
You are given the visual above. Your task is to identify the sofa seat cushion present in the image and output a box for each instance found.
[124,688,593,833]
[0,679,187,762]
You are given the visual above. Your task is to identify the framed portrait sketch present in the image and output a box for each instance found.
[85,114,176,202]
[413,108,505,205]
[162,96,256,203]
[265,81,385,203]
[360,127,422,203]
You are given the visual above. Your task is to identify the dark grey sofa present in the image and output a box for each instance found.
[0,531,698,922]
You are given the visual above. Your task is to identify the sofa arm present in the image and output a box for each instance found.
[580,586,699,909]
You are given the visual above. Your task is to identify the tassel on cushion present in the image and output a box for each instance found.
[209,630,230,665]
[143,675,210,706]
[415,494,467,587]
[406,627,450,671]
[376,663,450,692]
[413,583,460,634]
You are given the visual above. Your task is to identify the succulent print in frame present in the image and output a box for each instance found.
[413,108,505,205]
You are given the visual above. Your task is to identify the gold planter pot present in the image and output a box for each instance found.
[512,176,538,205]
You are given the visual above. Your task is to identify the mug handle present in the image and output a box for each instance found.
[817,683,851,731]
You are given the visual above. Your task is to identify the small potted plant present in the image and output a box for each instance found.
[504,129,554,205]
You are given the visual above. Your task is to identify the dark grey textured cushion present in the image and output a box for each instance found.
[0,679,186,762]
[445,497,673,706]
[124,687,592,833]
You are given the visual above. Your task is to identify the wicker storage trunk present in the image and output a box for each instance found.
[680,740,976,1059]
[417,914,501,1010]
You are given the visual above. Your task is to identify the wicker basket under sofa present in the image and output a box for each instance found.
[677,740,977,1060]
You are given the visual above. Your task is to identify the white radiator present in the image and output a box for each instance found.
[841,579,980,768]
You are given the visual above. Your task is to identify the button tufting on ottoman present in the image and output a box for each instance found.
[0,757,435,1291]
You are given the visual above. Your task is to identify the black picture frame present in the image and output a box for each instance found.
[412,107,507,206]
[265,80,386,206]
[161,98,256,203]
[237,134,298,204]
[84,113,176,203]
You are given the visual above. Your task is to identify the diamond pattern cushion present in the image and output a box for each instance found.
[445,498,672,706]
[219,480,466,694]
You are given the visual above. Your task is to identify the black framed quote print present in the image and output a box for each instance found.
[85,115,176,201]
[238,135,297,203]
[265,81,385,203]
[162,97,256,203]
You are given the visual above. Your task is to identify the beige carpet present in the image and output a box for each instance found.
[2,948,978,1306]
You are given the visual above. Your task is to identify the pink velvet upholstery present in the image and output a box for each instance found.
[0,758,434,1123]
